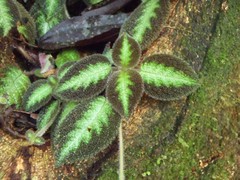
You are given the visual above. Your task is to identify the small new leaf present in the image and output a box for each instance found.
[55,49,80,68]
[140,54,199,100]
[120,0,170,50]
[25,129,46,146]
[54,54,112,101]
[106,70,144,117]
[53,96,121,166]
[30,0,69,37]
[0,66,30,108]
[112,33,141,68]
[23,80,54,112]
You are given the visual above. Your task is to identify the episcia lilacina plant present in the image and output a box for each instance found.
[0,0,200,178]
[22,32,199,165]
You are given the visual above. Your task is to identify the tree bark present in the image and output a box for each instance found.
[1,0,239,179]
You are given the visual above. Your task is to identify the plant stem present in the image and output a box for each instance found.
[119,122,125,180]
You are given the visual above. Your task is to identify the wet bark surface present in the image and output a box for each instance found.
[1,0,239,179]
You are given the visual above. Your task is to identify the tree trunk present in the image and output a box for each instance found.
[1,0,239,179]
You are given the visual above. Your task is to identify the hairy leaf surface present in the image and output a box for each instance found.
[106,70,143,118]
[23,80,54,112]
[30,0,69,37]
[140,54,199,100]
[0,66,30,108]
[112,34,141,68]
[55,49,80,68]
[54,54,112,101]
[57,61,76,80]
[0,0,36,42]
[120,0,170,50]
[53,96,121,166]
[51,101,79,151]
[37,100,60,131]
[39,13,128,50]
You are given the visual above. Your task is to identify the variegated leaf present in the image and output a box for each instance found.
[25,100,60,146]
[51,101,78,151]
[0,0,36,42]
[120,0,170,50]
[106,70,144,118]
[112,34,141,68]
[30,0,69,37]
[140,54,199,100]
[57,61,76,80]
[23,80,54,112]
[0,66,30,108]
[55,49,80,68]
[53,96,121,166]
[0,0,17,36]
[54,54,112,101]
[37,100,60,131]
[15,1,37,44]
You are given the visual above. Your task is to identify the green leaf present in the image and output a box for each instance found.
[0,0,36,42]
[54,54,112,101]
[57,61,75,80]
[140,54,199,100]
[37,100,60,131]
[30,0,69,37]
[23,80,54,112]
[120,0,170,50]
[112,34,141,68]
[82,0,105,6]
[0,0,17,36]
[25,129,46,146]
[15,1,37,44]
[55,49,80,68]
[52,101,78,131]
[106,69,144,118]
[53,96,121,166]
[51,101,79,151]
[0,66,30,108]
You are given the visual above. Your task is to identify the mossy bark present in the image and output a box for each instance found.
[0,0,239,179]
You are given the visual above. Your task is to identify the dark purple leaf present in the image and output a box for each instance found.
[38,13,128,50]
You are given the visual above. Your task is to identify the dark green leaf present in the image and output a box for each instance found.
[140,54,199,100]
[112,33,141,68]
[23,80,54,112]
[106,69,144,118]
[120,0,170,50]
[54,54,112,101]
[53,96,121,166]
